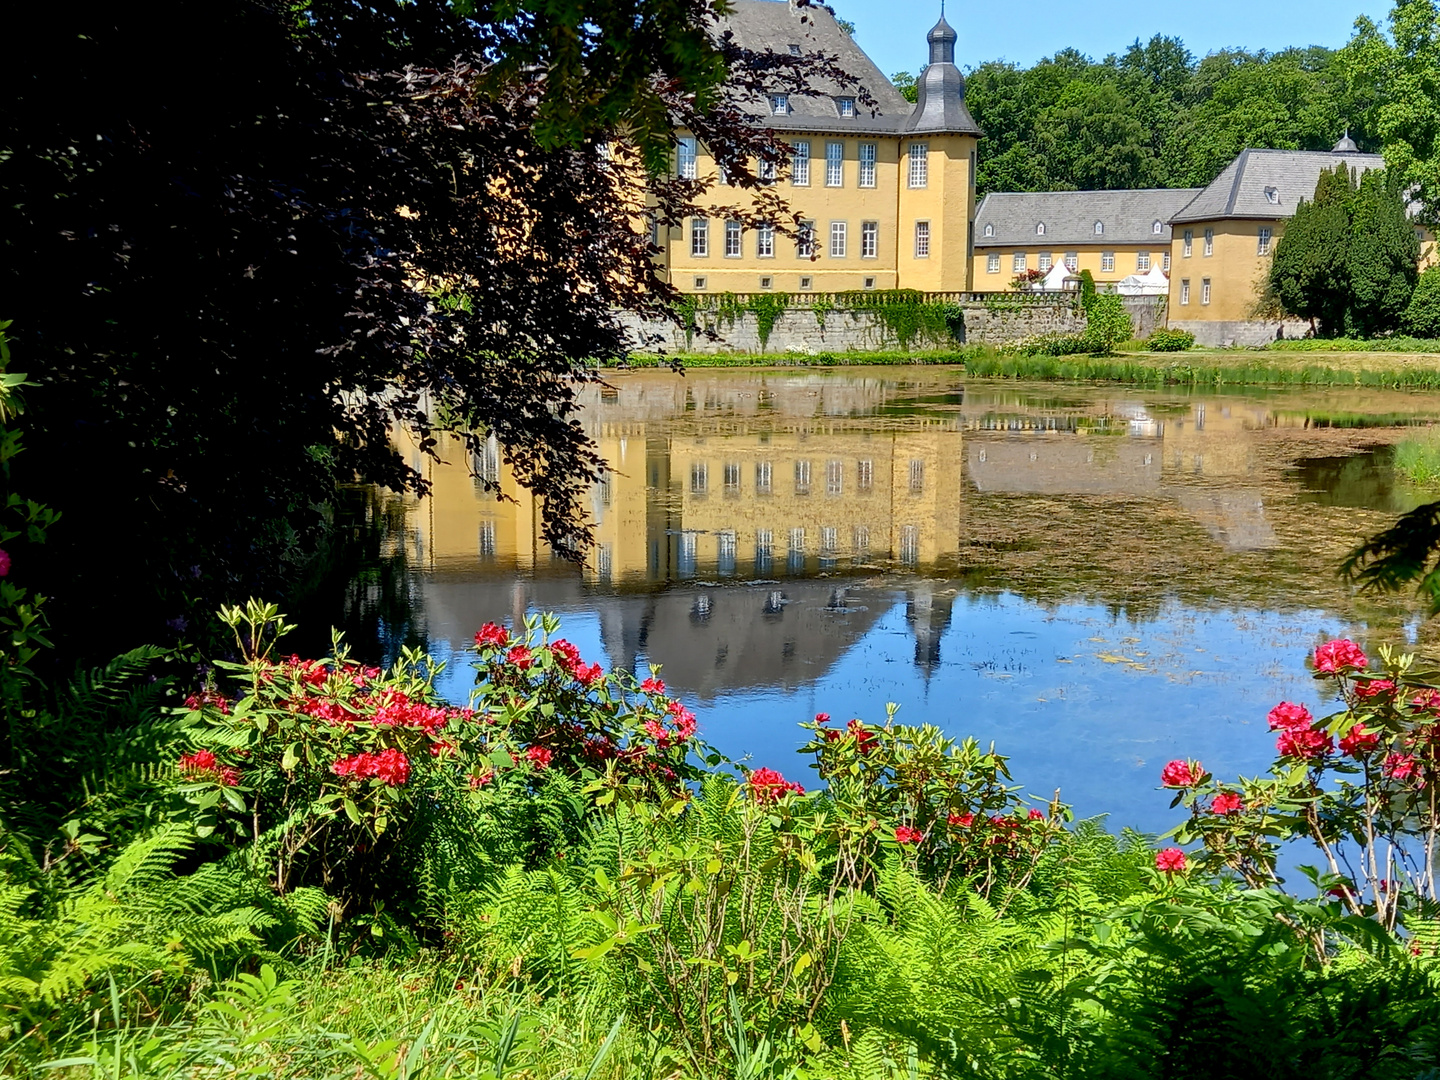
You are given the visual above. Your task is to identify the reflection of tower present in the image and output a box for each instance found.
[906,584,955,678]
[646,436,679,579]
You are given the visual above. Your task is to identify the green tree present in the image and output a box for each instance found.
[891,70,918,103]
[1268,162,1357,335]
[1344,0,1440,223]
[1345,169,1421,336]
[1034,81,1159,190]
[1403,266,1440,336]
[1082,293,1133,354]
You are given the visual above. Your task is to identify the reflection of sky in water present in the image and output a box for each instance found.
[423,588,1337,839]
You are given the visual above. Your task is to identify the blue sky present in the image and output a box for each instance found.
[846,0,1396,78]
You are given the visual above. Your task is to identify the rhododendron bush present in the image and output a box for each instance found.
[1164,636,1440,933]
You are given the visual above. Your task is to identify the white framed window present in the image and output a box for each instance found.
[825,141,844,187]
[836,97,856,117]
[769,94,789,115]
[1094,221,1104,235]
[1101,251,1114,272]
[858,143,876,188]
[1180,278,1190,305]
[797,221,816,258]
[1204,228,1213,256]
[1064,252,1078,271]
[1258,227,1272,255]
[755,461,772,494]
[693,275,707,290]
[1038,252,1052,271]
[1012,252,1027,272]
[914,221,930,258]
[690,218,709,257]
[1163,251,1171,271]
[1183,229,1193,257]
[759,156,776,184]
[756,223,775,258]
[908,142,928,188]
[986,253,1000,273]
[984,223,995,237]
[716,161,729,186]
[1137,251,1151,271]
[724,220,742,257]
[791,141,810,186]
[677,137,697,179]
[1037,222,1046,235]
[861,221,878,258]
[856,459,873,491]
[830,221,847,258]
[1201,277,1211,304]
[1264,186,1279,205]
[825,459,843,495]
[794,459,812,494]
[1153,220,1164,235]
[799,275,813,290]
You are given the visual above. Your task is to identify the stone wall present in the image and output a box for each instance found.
[1170,318,1312,348]
[620,293,1169,355]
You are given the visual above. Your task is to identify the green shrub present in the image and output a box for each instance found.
[1403,266,1440,338]
[1081,293,1133,355]
[1392,429,1440,486]
[1146,328,1196,352]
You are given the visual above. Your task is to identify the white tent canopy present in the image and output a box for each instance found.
[1036,261,1078,292]
[1115,265,1170,296]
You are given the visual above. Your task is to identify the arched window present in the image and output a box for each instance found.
[1152,220,1163,234]
[1036,222,1046,235]
[983,223,994,237]
[1094,221,1104,235]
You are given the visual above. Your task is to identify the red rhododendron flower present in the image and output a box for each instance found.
[640,677,666,694]
[1314,639,1367,674]
[0,549,10,577]
[1211,792,1243,815]
[815,712,831,724]
[1267,701,1313,731]
[1384,752,1418,781]
[1155,848,1187,873]
[1028,808,1046,820]
[1413,690,1440,714]
[895,825,923,845]
[330,749,411,786]
[748,766,804,803]
[847,719,876,753]
[526,745,553,770]
[574,662,604,687]
[551,639,581,667]
[1276,727,1333,759]
[1354,678,1395,700]
[1339,726,1380,756]
[474,623,509,648]
[506,645,534,670]
[178,750,218,773]
[1160,759,1200,787]
[948,811,974,828]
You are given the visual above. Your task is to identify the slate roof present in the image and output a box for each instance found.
[903,15,981,135]
[973,189,1204,248]
[1169,149,1384,223]
[716,1,925,135]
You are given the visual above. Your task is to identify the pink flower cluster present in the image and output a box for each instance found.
[1160,760,1201,788]
[177,749,241,787]
[1210,792,1243,815]
[748,767,804,803]
[1314,638,1368,674]
[1155,848,1187,874]
[331,748,411,786]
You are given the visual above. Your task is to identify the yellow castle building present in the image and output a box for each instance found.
[659,0,980,295]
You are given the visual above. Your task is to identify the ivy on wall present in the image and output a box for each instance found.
[672,289,974,352]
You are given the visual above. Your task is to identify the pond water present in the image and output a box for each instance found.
[342,368,1440,836]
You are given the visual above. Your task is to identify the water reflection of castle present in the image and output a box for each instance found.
[393,372,1356,695]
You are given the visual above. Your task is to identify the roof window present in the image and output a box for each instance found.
[984,223,994,237]
[1264,186,1280,205]
[1094,221,1104,235]
[1036,222,1045,235]
[1152,220,1164,234]
[769,94,790,115]
[836,97,856,118]
[788,43,801,55]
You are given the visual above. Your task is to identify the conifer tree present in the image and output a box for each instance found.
[1346,169,1421,336]
[1268,162,1355,335]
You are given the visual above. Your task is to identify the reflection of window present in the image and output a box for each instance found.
[718,530,737,575]
[755,460,773,494]
[825,459,843,495]
[596,543,612,581]
[857,459,873,491]
[690,461,708,494]
[909,459,925,494]
[755,529,773,572]
[598,469,612,506]
[853,525,870,556]
[478,520,495,558]
[723,461,741,494]
[794,459,811,494]
[473,434,501,485]
[900,524,919,564]
[764,588,784,614]
[788,528,805,572]
[821,526,838,554]
[678,531,697,575]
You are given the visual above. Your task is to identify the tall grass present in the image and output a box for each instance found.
[1269,336,1440,354]
[963,354,1440,389]
[1394,428,1440,486]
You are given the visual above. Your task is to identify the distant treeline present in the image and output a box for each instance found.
[892,37,1363,195]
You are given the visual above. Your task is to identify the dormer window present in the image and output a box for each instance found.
[1152,220,1164,234]
[836,97,856,118]
[1094,221,1104,235]
[788,43,801,55]
[769,94,790,115]
[1036,222,1045,236]
[1264,186,1280,205]
[984,223,994,237]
